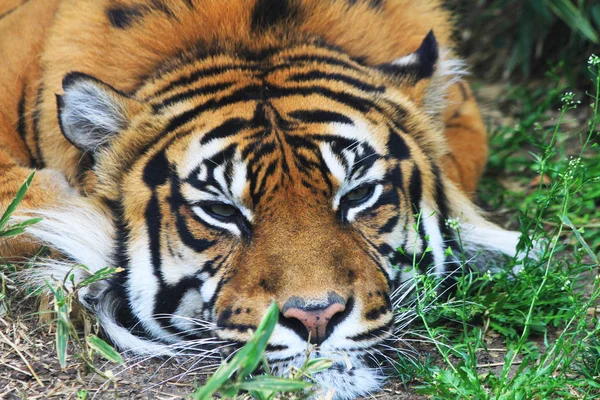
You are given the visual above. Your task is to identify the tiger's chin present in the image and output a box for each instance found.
[270,352,383,400]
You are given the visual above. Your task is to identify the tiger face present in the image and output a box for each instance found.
[52,34,520,399]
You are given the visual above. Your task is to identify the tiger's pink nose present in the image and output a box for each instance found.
[281,294,347,344]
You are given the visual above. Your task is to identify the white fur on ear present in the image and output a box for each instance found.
[57,72,130,154]
[379,31,468,117]
[379,30,440,82]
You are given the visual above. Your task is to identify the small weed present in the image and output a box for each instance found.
[192,302,332,400]
[45,265,124,372]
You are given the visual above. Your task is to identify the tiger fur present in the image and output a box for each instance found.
[0,1,522,398]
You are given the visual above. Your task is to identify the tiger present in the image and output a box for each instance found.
[0,0,525,398]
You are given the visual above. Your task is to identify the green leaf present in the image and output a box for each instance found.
[548,0,599,43]
[86,335,124,364]
[304,358,333,374]
[238,302,279,378]
[0,227,27,238]
[76,390,88,400]
[78,267,124,288]
[561,215,599,264]
[56,304,70,369]
[236,376,313,392]
[46,282,70,369]
[0,171,36,230]
[0,218,43,238]
[192,302,279,400]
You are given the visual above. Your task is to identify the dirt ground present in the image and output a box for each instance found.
[0,82,556,400]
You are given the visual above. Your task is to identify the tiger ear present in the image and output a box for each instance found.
[377,30,439,84]
[57,72,138,155]
[378,31,465,115]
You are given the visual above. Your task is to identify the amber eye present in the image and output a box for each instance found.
[203,203,239,219]
[342,185,375,205]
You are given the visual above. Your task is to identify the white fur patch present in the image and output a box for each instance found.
[320,143,347,186]
[14,198,114,271]
[126,235,176,342]
[421,201,446,279]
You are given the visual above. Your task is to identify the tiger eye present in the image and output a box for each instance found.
[207,203,238,218]
[344,185,373,202]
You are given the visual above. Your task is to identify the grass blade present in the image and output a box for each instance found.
[548,0,599,43]
[192,302,279,400]
[0,171,35,231]
[87,335,124,364]
[561,215,599,264]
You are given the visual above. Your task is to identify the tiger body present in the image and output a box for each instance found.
[0,1,518,398]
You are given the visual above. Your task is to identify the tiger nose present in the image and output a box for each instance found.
[281,293,347,344]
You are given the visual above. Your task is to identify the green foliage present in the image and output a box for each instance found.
[0,171,42,239]
[192,302,331,400]
[457,0,600,83]
[0,172,41,317]
[45,265,124,373]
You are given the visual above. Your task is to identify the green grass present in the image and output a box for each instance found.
[456,0,600,84]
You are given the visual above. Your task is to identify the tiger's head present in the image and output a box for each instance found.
[46,32,521,399]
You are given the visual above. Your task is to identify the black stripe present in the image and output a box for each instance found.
[199,118,249,145]
[31,87,46,168]
[207,276,227,312]
[202,251,232,277]
[268,85,373,114]
[0,0,31,21]
[268,355,296,363]
[355,231,392,288]
[287,71,385,93]
[242,140,277,160]
[251,0,300,31]
[149,0,177,20]
[250,159,279,204]
[282,54,363,72]
[348,0,384,9]
[378,215,399,235]
[154,81,235,111]
[16,85,35,167]
[288,110,353,125]
[102,197,148,338]
[162,85,263,134]
[365,305,390,321]
[146,192,164,284]
[408,165,422,211]
[107,5,144,29]
[432,165,450,235]
[153,278,203,335]
[143,150,171,187]
[171,176,218,252]
[348,319,393,342]
[387,128,411,160]
[151,64,260,98]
